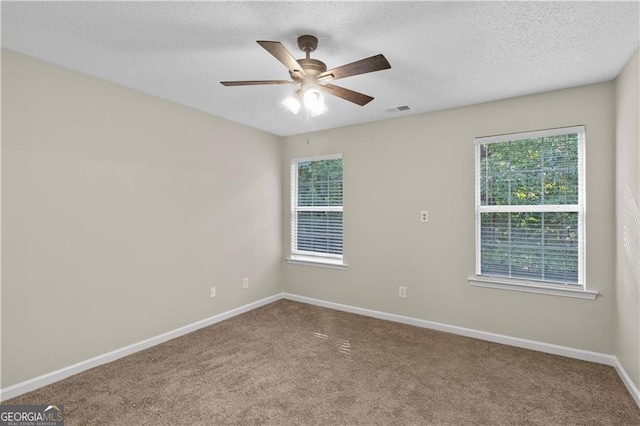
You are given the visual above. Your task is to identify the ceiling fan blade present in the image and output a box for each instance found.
[320,54,391,81]
[257,41,306,76]
[221,80,295,86]
[320,84,374,106]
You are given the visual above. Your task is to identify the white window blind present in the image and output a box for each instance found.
[291,154,343,260]
[474,126,585,287]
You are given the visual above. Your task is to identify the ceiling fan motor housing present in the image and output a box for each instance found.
[293,58,327,77]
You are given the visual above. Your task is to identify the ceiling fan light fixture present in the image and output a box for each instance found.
[281,95,301,115]
[303,88,327,117]
[308,100,328,117]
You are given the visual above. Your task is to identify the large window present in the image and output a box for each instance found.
[290,154,343,265]
[474,126,586,290]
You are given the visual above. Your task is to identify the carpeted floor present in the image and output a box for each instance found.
[4,299,640,425]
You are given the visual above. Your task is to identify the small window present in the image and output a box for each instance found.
[474,126,586,289]
[289,154,343,265]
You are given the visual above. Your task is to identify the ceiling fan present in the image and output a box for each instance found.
[220,35,391,109]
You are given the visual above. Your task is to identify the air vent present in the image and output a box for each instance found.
[385,105,411,113]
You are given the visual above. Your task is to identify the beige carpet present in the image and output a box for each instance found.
[4,299,640,425]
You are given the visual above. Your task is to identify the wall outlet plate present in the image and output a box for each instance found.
[399,286,407,298]
[210,286,216,298]
[243,277,249,288]
[420,211,429,223]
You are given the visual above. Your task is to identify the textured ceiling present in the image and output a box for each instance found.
[2,1,639,137]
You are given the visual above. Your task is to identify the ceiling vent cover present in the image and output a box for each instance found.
[385,105,411,113]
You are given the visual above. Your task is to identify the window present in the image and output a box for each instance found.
[288,154,344,268]
[472,126,594,298]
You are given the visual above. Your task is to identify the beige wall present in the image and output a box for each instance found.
[1,46,629,392]
[1,49,282,387]
[283,82,616,354]
[615,47,640,391]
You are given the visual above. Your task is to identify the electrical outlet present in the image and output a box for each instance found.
[210,286,216,298]
[243,277,249,289]
[420,211,429,223]
[399,286,407,298]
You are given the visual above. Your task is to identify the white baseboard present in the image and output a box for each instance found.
[614,357,640,408]
[1,293,283,402]
[283,293,615,365]
[283,292,640,409]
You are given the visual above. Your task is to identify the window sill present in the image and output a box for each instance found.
[285,256,349,271]
[468,276,598,300]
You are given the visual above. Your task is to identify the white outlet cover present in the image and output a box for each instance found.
[420,211,429,222]
[399,286,407,298]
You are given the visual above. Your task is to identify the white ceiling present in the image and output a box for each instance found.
[2,1,638,137]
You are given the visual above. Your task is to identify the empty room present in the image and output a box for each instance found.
[1,1,639,425]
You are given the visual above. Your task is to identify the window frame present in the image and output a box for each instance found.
[286,153,347,269]
[470,125,597,299]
